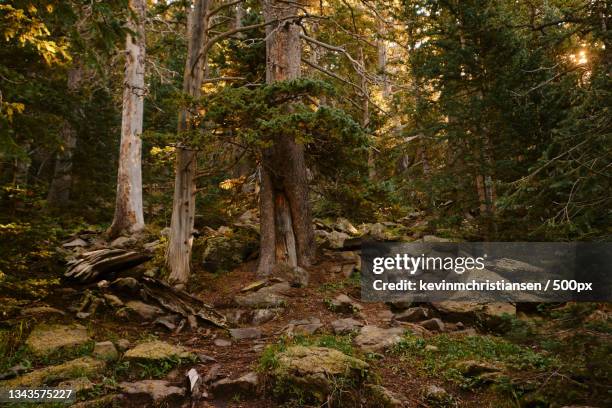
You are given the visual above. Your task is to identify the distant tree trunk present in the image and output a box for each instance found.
[48,65,82,205]
[166,0,209,285]
[108,0,146,238]
[13,141,31,186]
[258,0,315,276]
[359,47,375,179]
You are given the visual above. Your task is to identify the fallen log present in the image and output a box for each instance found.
[65,249,151,283]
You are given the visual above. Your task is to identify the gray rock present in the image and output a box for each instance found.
[154,315,181,331]
[210,372,258,399]
[119,379,184,402]
[329,294,362,314]
[93,341,119,361]
[125,300,163,320]
[455,360,502,376]
[110,236,134,248]
[204,364,225,384]
[103,294,123,308]
[354,325,405,352]
[197,354,217,363]
[386,300,413,311]
[116,339,131,351]
[252,308,280,325]
[229,327,262,340]
[286,318,322,336]
[214,338,232,347]
[394,307,429,322]
[419,318,445,332]
[425,385,449,401]
[63,238,88,248]
[235,291,286,309]
[331,318,363,335]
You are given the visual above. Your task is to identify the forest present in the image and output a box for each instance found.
[0,0,610,407]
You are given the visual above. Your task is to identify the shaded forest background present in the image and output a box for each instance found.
[0,2,611,407]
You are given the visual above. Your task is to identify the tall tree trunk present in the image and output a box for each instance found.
[166,0,209,285]
[109,0,146,237]
[257,0,315,277]
[48,65,82,205]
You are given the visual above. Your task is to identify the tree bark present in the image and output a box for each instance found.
[257,0,315,277]
[109,0,146,237]
[48,65,82,205]
[166,0,210,284]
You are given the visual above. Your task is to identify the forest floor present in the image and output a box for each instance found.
[0,220,610,408]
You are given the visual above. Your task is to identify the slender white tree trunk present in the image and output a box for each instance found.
[166,0,209,284]
[109,0,146,237]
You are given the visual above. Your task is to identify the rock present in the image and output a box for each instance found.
[143,240,161,252]
[209,372,258,399]
[354,326,405,352]
[331,318,364,335]
[103,293,123,308]
[214,338,232,347]
[273,264,309,288]
[0,364,28,380]
[197,354,217,363]
[328,230,350,248]
[259,281,293,296]
[93,341,119,361]
[185,368,204,398]
[425,385,449,402]
[25,323,90,356]
[116,339,131,351]
[386,300,413,312]
[235,291,287,309]
[229,327,262,340]
[286,318,323,336]
[455,360,502,376]
[419,318,445,332]
[58,377,94,394]
[252,308,280,325]
[0,357,105,388]
[224,309,253,325]
[110,236,134,248]
[125,300,163,320]
[488,258,544,275]
[204,364,225,384]
[334,218,360,235]
[154,315,181,331]
[424,345,439,352]
[111,277,139,291]
[124,340,193,361]
[328,294,362,314]
[377,309,394,322]
[432,302,515,328]
[119,379,184,403]
[366,384,404,407]
[20,306,65,316]
[421,235,452,242]
[63,238,88,248]
[269,346,368,401]
[394,307,429,322]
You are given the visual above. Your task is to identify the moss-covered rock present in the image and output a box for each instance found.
[124,340,193,361]
[267,345,368,403]
[25,323,90,356]
[0,357,105,388]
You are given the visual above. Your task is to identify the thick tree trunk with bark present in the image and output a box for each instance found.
[257,0,315,276]
[109,0,146,237]
[48,65,82,205]
[166,0,209,284]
